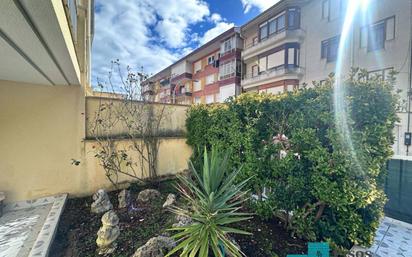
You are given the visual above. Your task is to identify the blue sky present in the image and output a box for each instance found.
[91,0,280,85]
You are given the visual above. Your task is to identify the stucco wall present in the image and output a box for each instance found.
[0,80,191,203]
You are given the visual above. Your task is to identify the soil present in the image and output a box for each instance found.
[232,217,307,257]
[49,180,307,257]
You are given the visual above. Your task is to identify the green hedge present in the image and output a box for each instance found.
[186,69,399,250]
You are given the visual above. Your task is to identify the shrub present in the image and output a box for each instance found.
[166,147,252,257]
[185,69,399,249]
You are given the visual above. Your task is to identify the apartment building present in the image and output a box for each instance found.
[241,0,411,155]
[144,27,243,104]
[145,0,412,155]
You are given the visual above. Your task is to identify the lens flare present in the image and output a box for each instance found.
[334,0,371,175]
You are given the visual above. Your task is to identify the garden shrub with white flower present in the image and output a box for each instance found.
[186,68,399,252]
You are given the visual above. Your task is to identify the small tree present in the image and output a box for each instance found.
[89,61,168,186]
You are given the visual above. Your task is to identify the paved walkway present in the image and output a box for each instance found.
[369,216,412,257]
[0,194,67,257]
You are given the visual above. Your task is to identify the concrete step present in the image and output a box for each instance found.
[0,194,67,257]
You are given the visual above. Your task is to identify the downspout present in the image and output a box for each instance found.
[407,1,412,156]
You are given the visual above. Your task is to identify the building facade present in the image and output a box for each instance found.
[144,27,243,104]
[145,0,412,156]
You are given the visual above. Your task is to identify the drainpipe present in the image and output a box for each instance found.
[407,2,412,156]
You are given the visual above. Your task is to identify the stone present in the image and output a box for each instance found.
[91,189,113,214]
[172,214,193,228]
[137,189,161,202]
[131,236,175,257]
[96,210,120,255]
[162,194,176,208]
[118,189,130,209]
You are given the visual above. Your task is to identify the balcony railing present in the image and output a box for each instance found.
[242,65,304,88]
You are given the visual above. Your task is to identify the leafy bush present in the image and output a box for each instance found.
[167,147,252,257]
[185,69,399,249]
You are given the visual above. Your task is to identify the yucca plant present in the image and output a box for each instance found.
[166,147,252,257]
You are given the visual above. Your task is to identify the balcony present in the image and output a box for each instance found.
[242,29,305,61]
[171,72,192,84]
[142,84,155,95]
[0,0,85,86]
[160,78,170,87]
[242,65,304,89]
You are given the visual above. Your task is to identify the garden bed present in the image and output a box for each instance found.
[49,181,307,257]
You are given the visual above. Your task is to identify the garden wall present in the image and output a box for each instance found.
[0,82,191,203]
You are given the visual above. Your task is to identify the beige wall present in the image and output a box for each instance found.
[0,80,192,203]
[86,97,188,138]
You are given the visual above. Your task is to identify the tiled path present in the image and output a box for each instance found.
[369,217,412,257]
[0,194,67,257]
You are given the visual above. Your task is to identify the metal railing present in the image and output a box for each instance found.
[242,65,301,80]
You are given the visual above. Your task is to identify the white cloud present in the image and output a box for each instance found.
[210,13,222,23]
[151,0,210,48]
[198,22,234,45]
[240,0,280,13]
[92,0,227,86]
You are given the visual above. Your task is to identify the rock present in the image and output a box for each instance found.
[118,189,130,209]
[137,189,161,202]
[131,236,175,257]
[172,214,193,228]
[96,210,120,255]
[162,193,176,208]
[91,189,113,214]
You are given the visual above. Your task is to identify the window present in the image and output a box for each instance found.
[206,74,215,85]
[361,17,395,51]
[193,80,201,91]
[360,26,368,48]
[257,44,299,73]
[288,48,295,66]
[321,35,340,62]
[194,96,201,104]
[194,61,202,73]
[329,0,340,20]
[219,60,236,80]
[258,9,297,42]
[208,55,215,65]
[252,65,259,77]
[288,8,299,29]
[215,93,220,103]
[268,18,276,35]
[223,38,233,53]
[386,17,395,40]
[267,50,285,69]
[322,0,329,19]
[205,95,214,104]
[259,56,267,72]
[368,22,385,51]
[277,14,285,31]
[286,84,296,92]
[260,23,268,40]
[322,0,344,21]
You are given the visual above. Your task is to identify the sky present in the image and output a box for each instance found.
[91,0,281,86]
